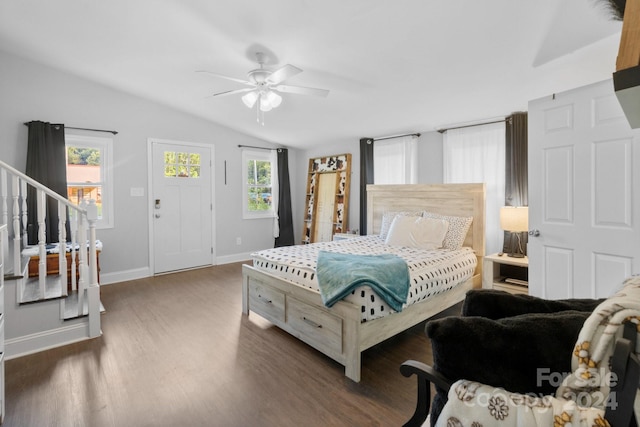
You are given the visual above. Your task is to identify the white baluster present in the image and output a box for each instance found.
[12,176,20,276]
[0,169,7,277]
[58,201,67,297]
[37,189,46,299]
[69,209,78,292]
[21,179,27,248]
[1,168,7,227]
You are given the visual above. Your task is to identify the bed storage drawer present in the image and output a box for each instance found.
[249,282,285,324]
[287,298,342,354]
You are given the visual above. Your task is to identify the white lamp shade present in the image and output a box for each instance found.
[241,91,259,108]
[264,90,282,108]
[259,95,273,111]
[500,206,528,232]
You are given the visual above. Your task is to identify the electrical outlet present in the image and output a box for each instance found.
[236,237,242,245]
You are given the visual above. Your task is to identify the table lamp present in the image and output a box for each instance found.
[500,206,528,258]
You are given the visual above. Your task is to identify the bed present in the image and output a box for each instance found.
[241,183,486,382]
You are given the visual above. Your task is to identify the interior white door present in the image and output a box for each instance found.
[528,79,640,299]
[151,141,213,274]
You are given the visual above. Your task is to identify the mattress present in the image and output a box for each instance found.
[251,235,477,322]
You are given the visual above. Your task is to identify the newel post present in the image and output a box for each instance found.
[86,200,101,338]
[86,200,98,287]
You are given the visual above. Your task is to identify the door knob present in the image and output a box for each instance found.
[528,229,540,237]
[155,213,161,219]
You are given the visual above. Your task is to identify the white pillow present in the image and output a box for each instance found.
[384,215,449,249]
[422,211,473,250]
[379,211,422,239]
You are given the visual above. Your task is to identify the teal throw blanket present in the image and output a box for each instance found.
[316,251,410,312]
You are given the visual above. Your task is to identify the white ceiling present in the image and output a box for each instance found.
[0,0,623,149]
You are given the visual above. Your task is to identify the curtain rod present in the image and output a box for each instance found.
[373,132,421,141]
[23,122,118,135]
[238,144,285,151]
[437,118,508,134]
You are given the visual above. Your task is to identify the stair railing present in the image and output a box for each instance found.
[0,160,100,337]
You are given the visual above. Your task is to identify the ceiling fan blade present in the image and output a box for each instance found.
[209,88,254,97]
[196,70,253,86]
[274,84,330,97]
[266,64,302,85]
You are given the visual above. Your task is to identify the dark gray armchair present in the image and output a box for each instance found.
[400,290,639,427]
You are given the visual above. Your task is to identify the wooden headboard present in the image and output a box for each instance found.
[366,183,486,257]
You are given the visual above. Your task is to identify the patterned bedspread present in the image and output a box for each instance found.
[251,235,477,322]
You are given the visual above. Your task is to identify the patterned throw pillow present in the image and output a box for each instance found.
[422,211,473,250]
[378,211,422,240]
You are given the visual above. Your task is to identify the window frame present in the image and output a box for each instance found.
[241,148,277,220]
[65,133,114,229]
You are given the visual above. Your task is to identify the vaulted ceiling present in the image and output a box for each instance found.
[0,0,623,148]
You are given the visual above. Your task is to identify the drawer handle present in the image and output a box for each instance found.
[257,294,272,304]
[303,316,323,329]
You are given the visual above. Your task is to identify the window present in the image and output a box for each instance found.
[443,122,505,254]
[65,134,114,229]
[373,135,418,184]
[241,148,277,219]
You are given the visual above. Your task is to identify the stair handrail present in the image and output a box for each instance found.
[0,159,101,337]
[0,160,86,214]
[0,160,102,344]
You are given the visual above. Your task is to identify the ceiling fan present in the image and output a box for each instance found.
[198,52,329,120]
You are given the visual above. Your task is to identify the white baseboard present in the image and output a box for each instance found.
[99,257,250,286]
[100,266,151,285]
[5,321,100,360]
[216,252,253,265]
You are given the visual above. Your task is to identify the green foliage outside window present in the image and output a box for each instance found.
[247,160,272,211]
[67,147,100,165]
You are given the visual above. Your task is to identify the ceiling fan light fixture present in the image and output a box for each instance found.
[241,91,258,108]
[259,94,273,112]
[202,53,328,121]
[265,90,282,108]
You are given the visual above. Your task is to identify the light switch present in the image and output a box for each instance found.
[130,187,144,197]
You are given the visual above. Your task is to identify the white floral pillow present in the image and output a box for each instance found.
[378,211,422,240]
[422,211,473,250]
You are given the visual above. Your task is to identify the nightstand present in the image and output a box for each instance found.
[483,253,529,294]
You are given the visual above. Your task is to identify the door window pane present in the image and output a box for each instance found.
[164,151,201,178]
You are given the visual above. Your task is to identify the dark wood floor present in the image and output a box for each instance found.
[4,262,460,427]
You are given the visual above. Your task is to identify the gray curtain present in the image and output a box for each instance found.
[503,112,528,255]
[25,121,69,245]
[359,137,374,234]
[274,148,294,247]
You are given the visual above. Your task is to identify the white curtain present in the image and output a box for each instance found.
[374,135,418,184]
[443,122,505,255]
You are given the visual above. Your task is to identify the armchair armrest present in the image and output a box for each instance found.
[605,322,639,427]
[400,360,453,427]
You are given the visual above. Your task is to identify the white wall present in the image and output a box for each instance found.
[293,133,444,240]
[0,50,288,282]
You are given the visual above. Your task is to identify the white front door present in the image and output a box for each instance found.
[528,79,640,299]
[150,140,214,274]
